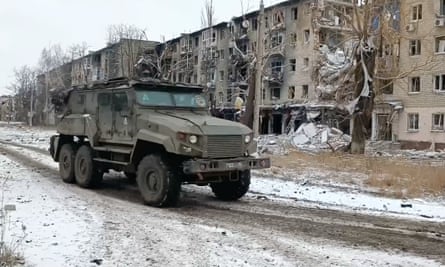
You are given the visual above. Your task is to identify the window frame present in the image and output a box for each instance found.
[409,76,421,93]
[434,74,445,92]
[409,40,421,56]
[432,113,445,131]
[407,113,419,131]
[411,4,423,21]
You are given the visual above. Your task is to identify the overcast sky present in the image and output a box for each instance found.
[0,0,283,95]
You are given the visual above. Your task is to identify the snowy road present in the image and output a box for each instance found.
[1,138,445,267]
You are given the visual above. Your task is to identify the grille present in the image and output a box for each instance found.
[207,135,243,158]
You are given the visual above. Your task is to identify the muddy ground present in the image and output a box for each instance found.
[1,140,445,266]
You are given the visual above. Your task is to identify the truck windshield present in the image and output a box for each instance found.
[136,91,208,108]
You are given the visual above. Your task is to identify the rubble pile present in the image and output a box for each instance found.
[258,123,351,155]
[289,123,351,152]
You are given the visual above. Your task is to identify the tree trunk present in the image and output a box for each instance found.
[350,49,376,154]
[240,70,255,129]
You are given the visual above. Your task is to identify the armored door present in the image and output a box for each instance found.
[97,92,113,140]
[112,91,133,142]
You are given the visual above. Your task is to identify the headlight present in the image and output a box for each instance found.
[189,135,198,144]
[244,135,251,144]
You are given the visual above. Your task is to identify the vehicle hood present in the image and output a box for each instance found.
[141,111,252,135]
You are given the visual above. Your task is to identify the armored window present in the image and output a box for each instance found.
[112,93,128,112]
[98,93,111,106]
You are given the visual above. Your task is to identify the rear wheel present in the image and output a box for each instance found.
[59,143,76,183]
[74,145,103,188]
[137,155,181,207]
[210,170,251,201]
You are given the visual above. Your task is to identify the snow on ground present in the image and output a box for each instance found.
[1,122,444,222]
[0,124,56,150]
[0,154,102,266]
[249,176,445,222]
[1,123,444,266]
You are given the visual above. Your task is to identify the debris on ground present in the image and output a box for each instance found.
[258,123,351,155]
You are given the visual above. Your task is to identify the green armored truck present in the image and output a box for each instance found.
[49,78,270,207]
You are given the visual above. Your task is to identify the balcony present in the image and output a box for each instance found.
[263,71,283,84]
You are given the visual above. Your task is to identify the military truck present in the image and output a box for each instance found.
[49,78,270,207]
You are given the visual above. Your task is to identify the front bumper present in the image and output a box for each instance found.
[182,156,271,174]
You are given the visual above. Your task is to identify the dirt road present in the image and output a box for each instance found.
[1,140,444,266]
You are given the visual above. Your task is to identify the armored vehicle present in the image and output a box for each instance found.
[49,78,270,207]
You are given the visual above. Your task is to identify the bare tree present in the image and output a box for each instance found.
[201,0,215,28]
[313,0,437,154]
[9,66,37,125]
[107,24,150,79]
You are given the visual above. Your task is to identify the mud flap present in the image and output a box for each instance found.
[49,135,60,161]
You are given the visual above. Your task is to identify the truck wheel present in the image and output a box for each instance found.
[210,170,251,201]
[59,143,76,183]
[137,155,181,207]
[74,145,102,188]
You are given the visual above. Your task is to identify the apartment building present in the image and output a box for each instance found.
[71,39,159,86]
[160,0,354,134]
[380,0,445,150]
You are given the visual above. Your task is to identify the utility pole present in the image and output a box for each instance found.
[253,0,265,137]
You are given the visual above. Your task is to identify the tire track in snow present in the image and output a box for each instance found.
[1,141,445,265]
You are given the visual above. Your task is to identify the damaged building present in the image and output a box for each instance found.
[382,0,445,150]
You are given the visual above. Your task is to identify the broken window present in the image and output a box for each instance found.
[271,33,283,48]
[220,29,226,40]
[303,30,310,43]
[265,16,269,28]
[271,60,283,74]
[272,10,284,25]
[251,18,258,31]
[432,113,445,130]
[435,36,445,53]
[262,88,266,100]
[212,32,217,43]
[289,33,297,45]
[442,0,445,15]
[409,77,420,93]
[434,74,445,91]
[271,88,281,100]
[411,4,422,21]
[302,85,308,98]
[229,47,234,55]
[195,37,199,47]
[292,7,298,20]
[194,56,198,65]
[219,71,225,81]
[407,113,419,131]
[381,80,393,94]
[303,58,309,68]
[227,88,232,102]
[409,40,421,56]
[288,86,295,99]
[289,59,296,71]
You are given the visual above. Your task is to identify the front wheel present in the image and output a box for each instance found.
[210,170,251,201]
[74,145,103,188]
[137,155,181,207]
